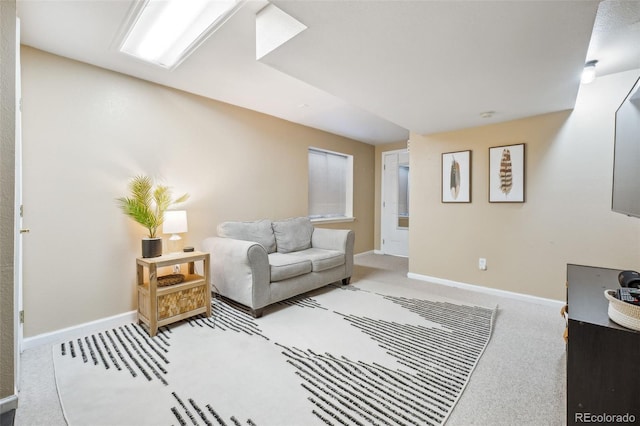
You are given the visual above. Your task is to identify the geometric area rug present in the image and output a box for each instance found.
[53,281,496,426]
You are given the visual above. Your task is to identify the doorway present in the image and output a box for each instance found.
[381,149,409,257]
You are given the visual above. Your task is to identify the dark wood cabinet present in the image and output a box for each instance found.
[566,264,640,426]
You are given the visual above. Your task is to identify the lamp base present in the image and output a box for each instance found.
[166,235,184,253]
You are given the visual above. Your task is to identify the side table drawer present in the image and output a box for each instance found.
[158,285,207,320]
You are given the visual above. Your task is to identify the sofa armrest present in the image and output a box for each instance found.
[311,228,355,278]
[202,237,270,310]
[311,228,353,252]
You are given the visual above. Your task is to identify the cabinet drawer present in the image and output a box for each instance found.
[158,285,207,320]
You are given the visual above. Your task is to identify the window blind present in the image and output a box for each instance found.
[308,148,349,218]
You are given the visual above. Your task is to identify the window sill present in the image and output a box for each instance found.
[310,216,355,225]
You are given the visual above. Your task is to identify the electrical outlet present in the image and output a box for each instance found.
[479,258,487,271]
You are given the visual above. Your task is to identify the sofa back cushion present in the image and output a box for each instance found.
[272,217,313,253]
[217,219,276,253]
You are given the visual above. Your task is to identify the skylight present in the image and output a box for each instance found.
[119,0,243,69]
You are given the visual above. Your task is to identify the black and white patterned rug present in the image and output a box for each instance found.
[53,280,496,426]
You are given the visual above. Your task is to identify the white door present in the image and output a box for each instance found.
[381,150,409,257]
[14,17,24,387]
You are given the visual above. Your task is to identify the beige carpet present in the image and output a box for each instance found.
[16,254,567,426]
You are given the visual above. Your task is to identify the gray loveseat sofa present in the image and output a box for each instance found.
[202,217,355,318]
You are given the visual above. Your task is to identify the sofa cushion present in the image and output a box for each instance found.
[268,253,312,282]
[289,248,345,272]
[272,217,313,253]
[217,219,276,254]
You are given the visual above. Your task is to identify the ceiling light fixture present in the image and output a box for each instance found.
[119,0,245,69]
[581,60,598,84]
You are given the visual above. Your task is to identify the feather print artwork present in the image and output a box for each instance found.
[450,156,461,199]
[499,148,513,195]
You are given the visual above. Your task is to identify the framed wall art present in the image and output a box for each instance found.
[442,150,471,203]
[489,143,525,203]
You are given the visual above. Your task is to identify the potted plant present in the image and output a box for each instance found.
[116,175,189,258]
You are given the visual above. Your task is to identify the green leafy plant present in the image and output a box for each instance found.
[116,175,189,238]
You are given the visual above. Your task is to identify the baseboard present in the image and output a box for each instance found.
[0,395,18,414]
[355,250,374,258]
[407,272,565,308]
[371,250,408,258]
[22,310,137,351]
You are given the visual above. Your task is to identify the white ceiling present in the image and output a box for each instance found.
[16,0,640,145]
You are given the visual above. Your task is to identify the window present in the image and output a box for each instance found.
[308,147,353,221]
[398,164,410,217]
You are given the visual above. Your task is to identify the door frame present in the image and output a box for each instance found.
[380,148,409,257]
[14,16,23,387]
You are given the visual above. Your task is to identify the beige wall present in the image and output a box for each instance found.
[0,0,16,404]
[21,47,375,337]
[20,45,640,335]
[374,141,408,251]
[409,69,640,301]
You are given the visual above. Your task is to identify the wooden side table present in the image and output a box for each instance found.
[136,251,211,336]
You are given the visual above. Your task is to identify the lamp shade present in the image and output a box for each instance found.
[163,210,188,235]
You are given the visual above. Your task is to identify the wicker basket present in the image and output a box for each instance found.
[604,290,640,331]
[157,273,185,287]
